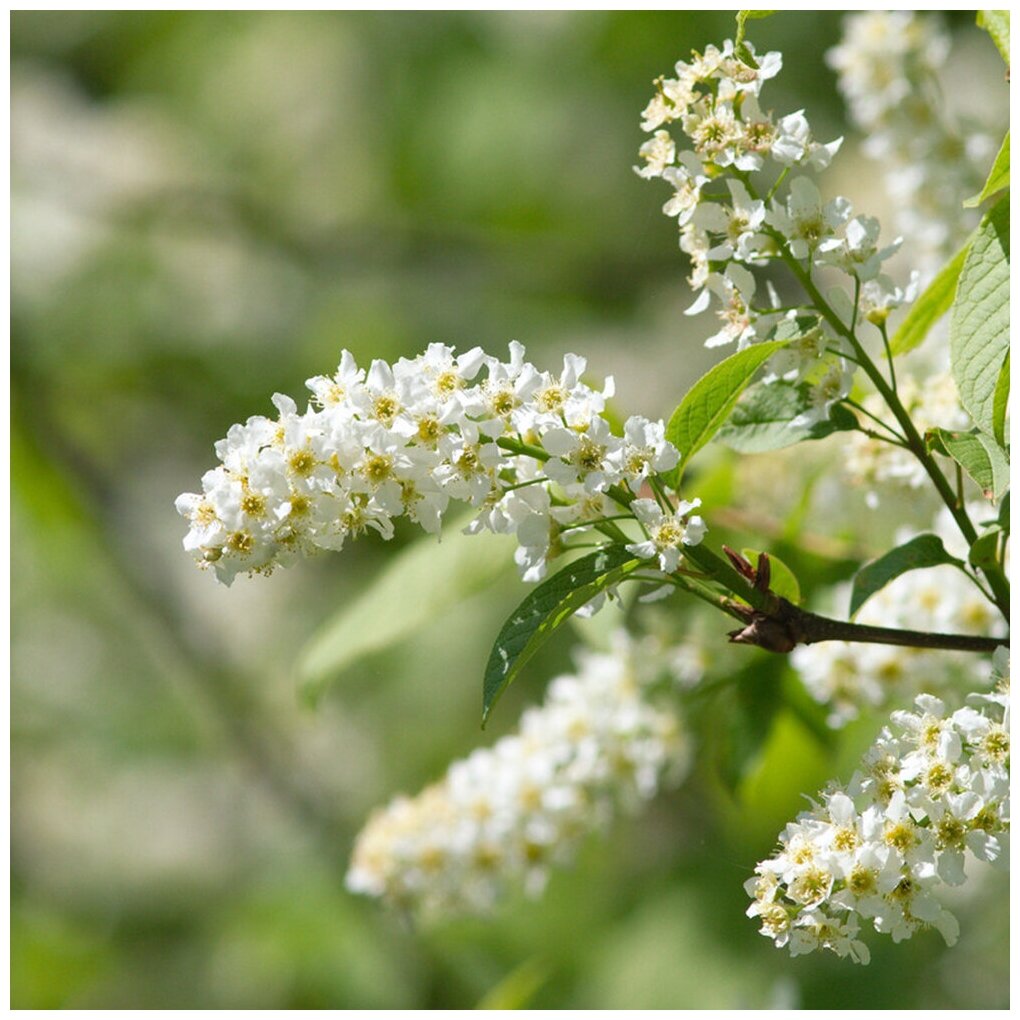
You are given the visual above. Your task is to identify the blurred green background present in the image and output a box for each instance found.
[11,10,1008,1009]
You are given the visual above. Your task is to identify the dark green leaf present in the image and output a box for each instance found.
[741,548,801,604]
[715,381,857,454]
[889,236,971,356]
[950,195,1009,436]
[928,427,1010,501]
[482,546,640,724]
[665,341,787,484]
[298,514,515,704]
[992,349,1010,449]
[964,130,1009,207]
[977,10,1010,63]
[850,534,964,618]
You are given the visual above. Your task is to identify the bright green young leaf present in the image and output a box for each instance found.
[736,710,831,846]
[735,9,774,43]
[482,546,640,724]
[734,10,775,66]
[665,340,786,484]
[950,195,1009,436]
[992,349,1010,449]
[928,427,1010,501]
[977,10,1010,64]
[476,960,550,1010]
[741,548,800,604]
[969,530,1001,571]
[298,515,515,703]
[965,131,1009,208]
[715,380,857,454]
[889,235,972,356]
[849,534,964,619]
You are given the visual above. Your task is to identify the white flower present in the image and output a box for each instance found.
[611,416,680,483]
[790,359,854,427]
[178,342,689,589]
[661,153,710,225]
[346,632,692,917]
[626,498,706,573]
[817,215,901,281]
[827,11,992,279]
[635,129,676,179]
[749,657,1010,964]
[766,176,851,261]
[692,179,767,263]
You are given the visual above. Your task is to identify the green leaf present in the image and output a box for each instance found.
[889,236,972,356]
[734,11,775,65]
[965,131,1010,207]
[928,427,1010,501]
[950,195,1009,437]
[665,340,787,484]
[969,531,1001,571]
[476,960,550,1011]
[715,381,857,454]
[735,10,775,44]
[992,349,1010,449]
[741,548,801,604]
[849,534,964,618]
[482,546,640,724]
[297,514,515,704]
[977,10,1010,64]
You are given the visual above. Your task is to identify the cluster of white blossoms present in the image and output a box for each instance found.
[345,632,693,916]
[747,651,1010,965]
[636,37,906,427]
[827,11,994,277]
[843,371,971,501]
[791,508,1007,728]
[176,342,705,586]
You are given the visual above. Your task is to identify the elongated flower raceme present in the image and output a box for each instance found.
[637,37,908,426]
[346,632,693,916]
[176,342,704,586]
[747,653,1010,965]
[827,11,993,277]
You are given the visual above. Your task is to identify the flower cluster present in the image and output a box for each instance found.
[827,12,994,277]
[176,342,703,586]
[345,632,692,916]
[636,37,904,427]
[747,655,1010,965]
[843,371,971,500]
[791,508,1007,728]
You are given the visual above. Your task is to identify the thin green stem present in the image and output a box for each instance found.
[765,230,1009,619]
[841,398,908,445]
[496,435,548,462]
[559,514,635,533]
[649,473,675,511]
[878,321,897,391]
[499,475,550,492]
[766,167,790,202]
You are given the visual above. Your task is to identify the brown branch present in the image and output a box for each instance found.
[686,546,1008,656]
[726,596,1008,655]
